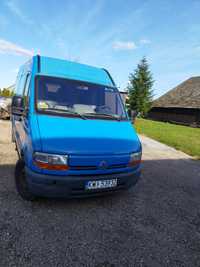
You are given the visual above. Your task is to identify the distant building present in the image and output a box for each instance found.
[148,77,200,127]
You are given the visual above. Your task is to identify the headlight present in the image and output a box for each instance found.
[128,151,142,167]
[33,152,69,170]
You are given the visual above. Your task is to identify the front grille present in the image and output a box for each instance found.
[70,166,97,170]
[108,163,127,169]
[70,163,128,171]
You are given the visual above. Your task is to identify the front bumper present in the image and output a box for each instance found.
[25,167,141,198]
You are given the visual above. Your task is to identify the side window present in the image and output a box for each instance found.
[23,73,31,108]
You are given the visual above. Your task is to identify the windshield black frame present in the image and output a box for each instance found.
[35,75,128,121]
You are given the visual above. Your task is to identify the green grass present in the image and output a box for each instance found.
[135,118,200,159]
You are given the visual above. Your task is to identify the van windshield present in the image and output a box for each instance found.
[35,76,127,120]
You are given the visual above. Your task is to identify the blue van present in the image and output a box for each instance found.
[11,55,142,201]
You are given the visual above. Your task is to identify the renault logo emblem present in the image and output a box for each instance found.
[99,160,108,169]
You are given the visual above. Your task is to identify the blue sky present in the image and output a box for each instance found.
[0,0,200,97]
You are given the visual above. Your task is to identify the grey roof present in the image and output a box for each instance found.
[153,77,200,109]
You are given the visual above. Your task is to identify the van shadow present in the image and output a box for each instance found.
[0,157,200,207]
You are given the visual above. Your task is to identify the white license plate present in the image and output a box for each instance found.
[85,179,117,190]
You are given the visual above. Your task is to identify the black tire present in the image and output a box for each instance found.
[15,159,36,201]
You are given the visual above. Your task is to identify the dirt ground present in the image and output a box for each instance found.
[0,120,16,164]
[0,120,200,267]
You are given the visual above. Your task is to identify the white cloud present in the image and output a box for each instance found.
[140,39,151,44]
[0,39,33,57]
[112,41,137,51]
[6,0,33,24]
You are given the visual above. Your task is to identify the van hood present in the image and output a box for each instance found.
[36,114,141,155]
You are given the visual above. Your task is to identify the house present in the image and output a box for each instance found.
[148,77,200,127]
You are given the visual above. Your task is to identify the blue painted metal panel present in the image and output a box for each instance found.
[26,114,142,176]
[39,56,114,86]
[36,115,140,155]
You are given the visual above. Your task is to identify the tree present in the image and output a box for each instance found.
[0,88,14,97]
[127,57,154,117]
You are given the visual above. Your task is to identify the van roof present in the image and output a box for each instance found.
[33,56,114,87]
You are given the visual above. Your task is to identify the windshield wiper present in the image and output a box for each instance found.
[40,108,87,120]
[83,112,121,121]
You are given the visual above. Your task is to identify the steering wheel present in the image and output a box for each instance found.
[97,105,112,113]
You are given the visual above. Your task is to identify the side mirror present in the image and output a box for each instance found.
[11,95,24,116]
[128,110,138,122]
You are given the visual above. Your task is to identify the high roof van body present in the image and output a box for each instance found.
[11,56,141,200]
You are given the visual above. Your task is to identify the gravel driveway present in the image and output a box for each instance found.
[0,120,200,267]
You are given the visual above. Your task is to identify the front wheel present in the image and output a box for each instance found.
[15,159,36,201]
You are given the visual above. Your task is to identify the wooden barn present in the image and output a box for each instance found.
[148,77,200,127]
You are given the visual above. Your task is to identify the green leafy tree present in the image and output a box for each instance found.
[127,57,154,117]
[0,88,14,97]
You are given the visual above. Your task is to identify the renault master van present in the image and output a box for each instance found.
[11,55,142,200]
